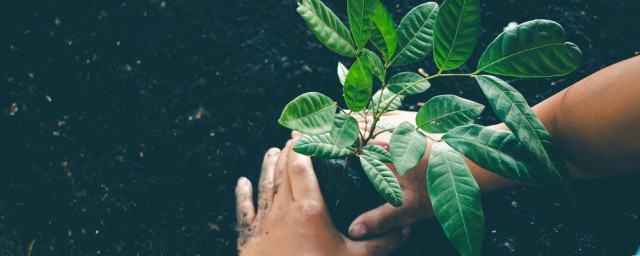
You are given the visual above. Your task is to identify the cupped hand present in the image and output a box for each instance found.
[236,136,410,255]
[349,110,438,239]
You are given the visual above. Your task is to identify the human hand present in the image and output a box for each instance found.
[349,111,438,239]
[236,137,410,255]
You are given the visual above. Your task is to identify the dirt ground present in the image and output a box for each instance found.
[0,0,639,255]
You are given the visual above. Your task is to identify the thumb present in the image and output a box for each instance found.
[348,226,411,256]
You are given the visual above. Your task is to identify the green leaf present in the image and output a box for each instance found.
[390,2,439,66]
[348,0,378,49]
[344,56,373,112]
[370,2,398,60]
[475,75,571,187]
[390,121,427,176]
[294,134,355,158]
[362,144,392,163]
[359,155,403,207]
[330,113,360,148]
[370,89,404,113]
[443,124,546,185]
[433,0,481,70]
[278,92,337,135]
[416,95,484,133]
[297,0,357,57]
[477,20,582,78]
[377,118,398,131]
[362,49,385,82]
[387,72,431,96]
[427,142,484,256]
[337,62,349,85]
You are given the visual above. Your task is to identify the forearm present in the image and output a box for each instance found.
[455,56,640,193]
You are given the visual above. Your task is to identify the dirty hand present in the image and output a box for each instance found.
[349,110,437,239]
[236,137,410,255]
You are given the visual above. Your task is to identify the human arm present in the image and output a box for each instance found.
[347,56,640,238]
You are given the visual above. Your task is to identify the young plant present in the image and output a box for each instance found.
[280,0,582,255]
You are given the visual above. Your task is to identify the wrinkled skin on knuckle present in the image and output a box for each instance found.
[289,160,309,176]
[295,200,324,222]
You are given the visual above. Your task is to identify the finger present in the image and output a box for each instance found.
[286,147,322,202]
[291,131,302,138]
[348,227,411,256]
[349,203,416,238]
[235,177,255,228]
[256,147,280,213]
[274,140,294,200]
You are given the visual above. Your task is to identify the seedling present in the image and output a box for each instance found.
[279,0,581,255]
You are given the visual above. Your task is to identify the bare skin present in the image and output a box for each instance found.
[347,56,640,239]
[235,137,411,256]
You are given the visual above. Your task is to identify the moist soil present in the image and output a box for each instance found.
[1,0,639,255]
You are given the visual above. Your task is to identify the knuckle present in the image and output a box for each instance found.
[289,160,308,175]
[295,200,323,221]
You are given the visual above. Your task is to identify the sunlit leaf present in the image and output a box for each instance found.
[330,113,360,148]
[477,20,582,78]
[433,0,481,70]
[297,0,357,57]
[443,124,546,185]
[362,144,392,163]
[416,95,484,133]
[359,155,403,207]
[370,89,404,113]
[344,56,373,112]
[387,72,431,96]
[337,62,349,85]
[390,2,439,66]
[348,0,378,49]
[362,49,385,82]
[476,75,572,191]
[428,142,484,256]
[390,121,427,176]
[278,92,337,135]
[294,134,354,158]
[370,2,398,60]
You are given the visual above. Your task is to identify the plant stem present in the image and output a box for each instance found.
[361,72,474,147]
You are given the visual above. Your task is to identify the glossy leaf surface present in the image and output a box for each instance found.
[344,56,373,111]
[278,92,337,135]
[370,2,397,60]
[390,2,439,66]
[297,0,357,57]
[428,142,484,256]
[337,62,348,85]
[362,144,392,163]
[348,0,378,49]
[362,49,385,82]
[443,124,546,185]
[433,0,481,70]
[330,113,360,148]
[390,121,427,176]
[371,89,404,113]
[360,155,403,207]
[387,72,431,96]
[294,134,354,158]
[477,20,582,78]
[416,95,484,133]
[476,75,571,186]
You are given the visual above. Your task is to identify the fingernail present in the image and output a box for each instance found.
[237,177,250,187]
[285,140,292,147]
[401,226,411,239]
[266,148,280,157]
[349,224,367,238]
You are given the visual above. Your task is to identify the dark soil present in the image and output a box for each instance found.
[0,0,639,255]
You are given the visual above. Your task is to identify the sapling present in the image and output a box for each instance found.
[279,0,582,255]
